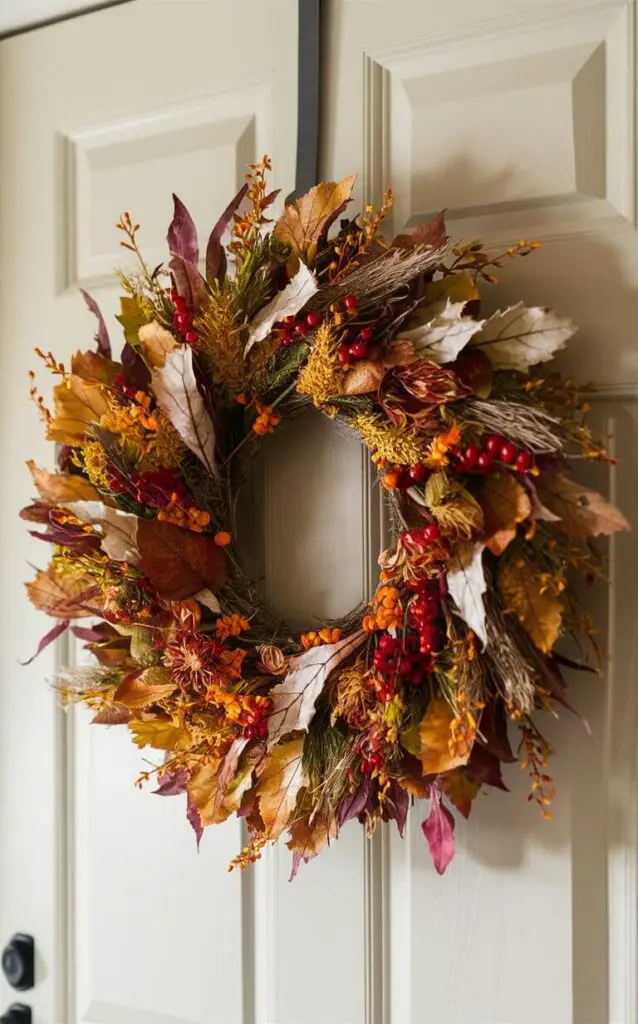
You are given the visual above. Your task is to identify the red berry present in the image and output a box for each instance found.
[422,522,441,542]
[403,529,423,549]
[485,433,504,455]
[338,344,351,365]
[359,326,374,342]
[451,447,464,462]
[280,333,294,347]
[343,294,358,312]
[464,444,480,468]
[408,463,426,483]
[348,340,369,359]
[476,452,494,472]
[500,442,517,464]
[176,314,189,329]
[185,331,198,343]
[284,315,297,325]
[294,323,307,337]
[305,311,323,328]
[516,450,534,472]
[174,295,187,311]
[397,470,412,490]
[378,634,396,652]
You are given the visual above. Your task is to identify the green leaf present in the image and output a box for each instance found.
[116,295,150,347]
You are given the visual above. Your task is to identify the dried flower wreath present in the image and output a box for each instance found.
[23,158,629,876]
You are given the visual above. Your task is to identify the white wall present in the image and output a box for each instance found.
[0,0,125,35]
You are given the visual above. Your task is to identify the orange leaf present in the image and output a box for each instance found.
[26,564,99,619]
[392,210,447,250]
[498,556,563,653]
[113,667,177,709]
[538,472,630,539]
[481,472,532,555]
[137,519,228,600]
[419,697,472,775]
[286,811,337,878]
[27,460,100,504]
[257,738,306,840]
[273,175,356,256]
[47,374,109,444]
[71,349,121,384]
[442,768,481,818]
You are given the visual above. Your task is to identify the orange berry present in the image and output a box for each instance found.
[214,531,232,547]
[382,471,400,490]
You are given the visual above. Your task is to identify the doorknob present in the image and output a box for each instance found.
[0,1005,31,1024]
[1,936,34,991]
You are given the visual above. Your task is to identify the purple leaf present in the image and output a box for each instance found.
[289,852,304,882]
[383,780,410,838]
[169,255,208,311]
[167,194,199,265]
[121,342,151,391]
[421,785,456,875]
[205,183,248,284]
[80,289,111,358]
[338,776,372,828]
[468,744,509,791]
[20,619,70,665]
[154,768,188,797]
[71,624,112,643]
[536,653,592,737]
[187,798,203,850]
[478,698,516,763]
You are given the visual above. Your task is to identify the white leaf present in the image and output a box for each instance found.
[471,303,577,371]
[245,262,317,355]
[150,346,217,476]
[64,501,139,564]
[267,631,366,748]
[447,543,488,648]
[402,299,484,364]
[195,588,222,614]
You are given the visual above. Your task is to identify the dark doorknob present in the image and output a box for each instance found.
[0,1005,31,1024]
[1,936,34,991]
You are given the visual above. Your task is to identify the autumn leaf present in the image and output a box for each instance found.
[537,472,630,539]
[273,175,356,257]
[421,785,456,874]
[137,519,227,600]
[481,472,532,555]
[167,194,198,264]
[343,358,385,395]
[129,716,188,751]
[401,299,484,365]
[150,345,217,475]
[424,271,479,307]
[443,768,481,818]
[71,349,121,385]
[186,749,252,827]
[257,737,306,840]
[137,321,177,368]
[498,556,563,653]
[267,631,366,747]
[80,289,111,358]
[245,262,317,354]
[471,303,577,371]
[27,461,100,503]
[116,295,150,347]
[287,811,337,880]
[92,704,131,725]
[206,183,248,283]
[64,501,139,563]
[446,542,488,647]
[419,697,473,775]
[212,738,251,819]
[113,667,177,709]
[392,210,447,250]
[26,564,99,619]
[47,375,109,444]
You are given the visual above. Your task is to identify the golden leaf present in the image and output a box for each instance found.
[419,697,472,775]
[113,667,177,709]
[425,471,484,539]
[186,759,223,825]
[129,716,188,752]
[138,321,177,368]
[443,768,481,818]
[498,556,563,653]
[273,175,356,257]
[27,460,100,504]
[286,811,337,876]
[26,564,99,619]
[116,295,150,346]
[424,272,479,306]
[481,472,532,555]
[47,374,109,444]
[71,349,121,384]
[257,737,306,840]
[538,472,630,539]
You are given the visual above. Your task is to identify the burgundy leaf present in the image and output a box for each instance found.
[382,779,410,837]
[57,445,75,472]
[289,852,304,882]
[169,255,207,311]
[205,183,248,284]
[553,652,597,675]
[478,697,516,763]
[80,289,112,358]
[154,768,188,797]
[338,776,372,828]
[393,210,447,251]
[167,194,199,265]
[467,744,509,791]
[71,624,113,643]
[536,653,592,737]
[20,619,70,665]
[121,341,151,391]
[187,797,203,850]
[421,784,456,875]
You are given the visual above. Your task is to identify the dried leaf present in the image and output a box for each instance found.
[114,667,177,709]
[20,618,70,665]
[92,704,131,725]
[137,519,227,600]
[343,359,385,395]
[137,321,177,368]
[206,183,248,283]
[129,716,187,751]
[257,738,306,840]
[421,785,456,874]
[450,349,493,399]
[80,289,111,358]
[273,175,356,255]
[245,262,317,354]
[169,255,208,310]
[472,303,577,371]
[267,631,366,747]
[537,472,630,539]
[186,756,243,827]
[150,345,216,475]
[154,767,188,796]
[26,564,99,619]
[419,697,473,775]
[47,375,109,444]
[27,461,100,504]
[187,798,204,849]
[71,349,121,384]
[424,272,479,306]
[116,295,150,347]
[393,210,447,250]
[213,738,250,818]
[64,501,139,564]
[481,473,532,555]
[498,557,563,653]
[338,776,372,827]
[401,299,484,365]
[195,588,222,615]
[287,812,337,880]
[443,768,481,818]
[167,194,198,264]
[447,542,488,647]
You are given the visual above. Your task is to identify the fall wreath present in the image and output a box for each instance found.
[23,158,629,876]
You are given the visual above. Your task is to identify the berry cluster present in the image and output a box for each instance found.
[171,289,198,344]
[402,522,441,551]
[451,433,534,475]
[372,631,430,698]
[278,310,325,347]
[406,575,446,655]
[108,466,185,507]
[381,462,428,490]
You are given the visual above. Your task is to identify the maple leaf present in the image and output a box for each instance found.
[150,345,217,476]
[245,262,318,354]
[27,461,100,504]
[129,716,188,751]
[113,667,177,709]
[257,737,306,840]
[498,556,563,653]
[137,519,227,600]
[26,564,99,619]
[137,320,177,368]
[267,631,366,747]
[273,175,356,257]
[537,472,630,539]
[446,542,488,647]
[64,501,139,564]
[401,298,484,365]
[71,349,121,384]
[392,210,447,250]
[480,472,532,555]
[421,784,456,874]
[471,303,577,371]
[419,697,474,775]
[443,768,481,819]
[47,375,109,444]
[287,811,337,880]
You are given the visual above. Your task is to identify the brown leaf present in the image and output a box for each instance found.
[129,716,188,751]
[47,374,109,444]
[393,210,447,250]
[257,738,306,840]
[137,519,228,600]
[343,359,385,395]
[419,697,473,775]
[186,756,244,826]
[442,768,481,818]
[92,704,131,725]
[424,271,479,306]
[498,556,563,653]
[286,811,337,879]
[27,461,100,504]
[113,667,177,709]
[273,175,356,256]
[26,564,99,619]
[399,753,431,798]
[137,321,177,368]
[538,472,630,539]
[481,473,532,555]
[71,349,121,384]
